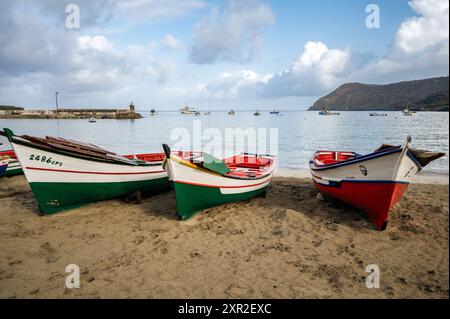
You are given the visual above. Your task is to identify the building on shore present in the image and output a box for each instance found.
[0,102,142,119]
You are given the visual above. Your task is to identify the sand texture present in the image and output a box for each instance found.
[0,175,448,298]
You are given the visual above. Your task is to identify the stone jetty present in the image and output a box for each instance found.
[0,102,142,119]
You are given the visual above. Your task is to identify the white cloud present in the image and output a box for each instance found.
[198,0,449,100]
[189,0,275,64]
[162,34,181,50]
[198,41,367,98]
[79,36,114,52]
[395,0,448,54]
[198,70,272,99]
[147,59,176,84]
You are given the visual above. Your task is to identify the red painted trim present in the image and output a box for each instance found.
[25,167,165,175]
[175,178,271,189]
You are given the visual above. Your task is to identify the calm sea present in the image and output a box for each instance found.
[1,110,448,176]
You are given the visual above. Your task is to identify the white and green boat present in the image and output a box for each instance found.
[162,144,277,219]
[2,128,169,214]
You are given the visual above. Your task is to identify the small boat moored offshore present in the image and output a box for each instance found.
[254,110,261,116]
[309,137,445,230]
[370,112,387,116]
[1,128,169,214]
[319,107,340,115]
[180,105,197,114]
[0,150,23,176]
[402,106,416,116]
[228,110,235,115]
[162,144,277,220]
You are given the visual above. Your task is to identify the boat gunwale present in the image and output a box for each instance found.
[169,153,277,181]
[11,137,164,167]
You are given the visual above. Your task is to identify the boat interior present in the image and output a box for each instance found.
[2,130,164,166]
[312,144,404,167]
[312,151,357,166]
[174,151,275,179]
[0,150,17,160]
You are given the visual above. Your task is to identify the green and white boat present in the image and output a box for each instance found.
[162,144,277,219]
[0,150,23,176]
[2,128,169,214]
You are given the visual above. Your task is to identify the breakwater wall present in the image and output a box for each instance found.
[0,105,142,119]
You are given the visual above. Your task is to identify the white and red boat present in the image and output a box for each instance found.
[162,144,277,220]
[309,137,445,230]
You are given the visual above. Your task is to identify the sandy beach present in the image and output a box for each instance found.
[0,174,448,299]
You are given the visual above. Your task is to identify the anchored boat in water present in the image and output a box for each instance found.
[318,107,340,115]
[180,105,197,115]
[309,137,445,230]
[402,106,416,116]
[1,128,169,214]
[0,150,23,176]
[162,144,277,220]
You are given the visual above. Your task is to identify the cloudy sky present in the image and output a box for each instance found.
[0,0,448,109]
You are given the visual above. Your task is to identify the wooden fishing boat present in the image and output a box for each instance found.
[1,128,169,214]
[309,137,445,230]
[0,150,23,176]
[162,144,277,219]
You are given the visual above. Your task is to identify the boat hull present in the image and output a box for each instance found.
[29,179,168,214]
[313,180,409,230]
[164,156,273,219]
[11,141,169,214]
[173,180,269,219]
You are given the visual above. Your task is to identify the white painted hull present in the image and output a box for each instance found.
[310,145,420,186]
[12,142,167,184]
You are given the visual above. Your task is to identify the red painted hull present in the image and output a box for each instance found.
[314,180,409,230]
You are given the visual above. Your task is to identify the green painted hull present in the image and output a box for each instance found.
[173,181,269,220]
[29,177,170,215]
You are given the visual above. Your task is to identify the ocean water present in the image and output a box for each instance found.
[1,110,448,176]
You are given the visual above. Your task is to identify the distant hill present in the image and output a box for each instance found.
[308,77,449,111]
[0,105,24,111]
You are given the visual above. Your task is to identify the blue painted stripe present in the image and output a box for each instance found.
[310,146,402,171]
